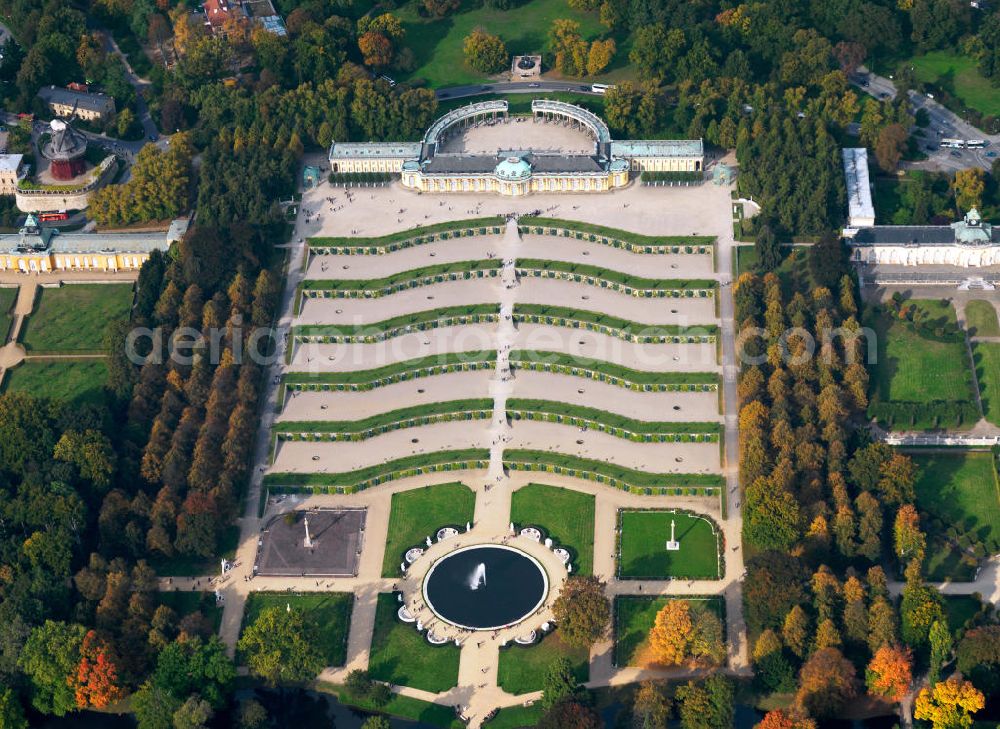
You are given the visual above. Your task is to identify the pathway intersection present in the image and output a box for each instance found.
[158,178,750,727]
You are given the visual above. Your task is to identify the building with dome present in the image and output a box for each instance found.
[328,99,704,197]
[846,208,1000,267]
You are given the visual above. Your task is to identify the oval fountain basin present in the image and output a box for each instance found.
[422,545,548,630]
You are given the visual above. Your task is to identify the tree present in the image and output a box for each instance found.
[0,689,28,729]
[549,19,588,76]
[914,677,984,729]
[551,576,610,648]
[901,580,945,648]
[151,637,234,708]
[782,605,810,658]
[795,648,857,719]
[237,699,268,729]
[808,232,847,290]
[172,696,213,729]
[72,630,124,709]
[236,607,324,685]
[874,123,908,172]
[19,620,86,716]
[423,0,460,17]
[542,657,578,708]
[865,644,912,703]
[957,625,1000,695]
[953,168,985,212]
[133,682,181,729]
[462,29,508,74]
[647,600,692,665]
[675,675,734,729]
[358,31,393,69]
[538,700,601,728]
[54,430,116,488]
[629,25,685,82]
[361,718,390,729]
[755,710,816,729]
[893,505,926,563]
[929,621,952,686]
[755,224,782,272]
[632,681,671,729]
[867,596,898,653]
[586,39,616,76]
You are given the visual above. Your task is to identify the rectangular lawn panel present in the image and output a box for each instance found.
[614,596,723,666]
[912,451,1000,579]
[0,286,16,341]
[2,358,108,404]
[381,483,476,577]
[369,593,460,692]
[510,483,595,575]
[868,302,973,404]
[619,511,720,579]
[318,683,463,728]
[158,591,223,632]
[20,283,132,353]
[243,592,353,667]
[966,300,1000,337]
[974,342,1000,427]
[498,634,589,695]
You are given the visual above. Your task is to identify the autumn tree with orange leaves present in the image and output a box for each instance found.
[71,631,124,709]
[865,644,912,703]
[755,709,817,729]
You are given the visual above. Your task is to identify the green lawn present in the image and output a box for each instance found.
[318,683,464,728]
[2,358,108,404]
[0,286,16,341]
[966,300,1000,337]
[869,301,973,404]
[368,593,460,692]
[497,633,589,694]
[381,483,476,577]
[913,451,1000,577]
[618,511,721,580]
[157,591,224,632]
[974,342,1000,427]
[148,525,240,578]
[394,0,610,88]
[614,596,724,666]
[484,705,545,729]
[945,595,984,634]
[511,483,595,575]
[243,592,354,667]
[911,51,1000,118]
[20,284,132,353]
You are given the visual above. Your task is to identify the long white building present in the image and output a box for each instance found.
[329,100,704,197]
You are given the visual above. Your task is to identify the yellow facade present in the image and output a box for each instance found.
[628,157,702,172]
[0,251,153,273]
[331,157,408,174]
[400,170,630,196]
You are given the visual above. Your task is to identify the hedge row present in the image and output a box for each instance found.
[517,216,715,250]
[308,219,504,254]
[868,400,980,430]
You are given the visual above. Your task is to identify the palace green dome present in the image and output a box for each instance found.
[495,156,531,180]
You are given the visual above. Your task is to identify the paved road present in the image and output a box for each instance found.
[853,68,998,172]
[100,30,160,142]
[436,81,602,102]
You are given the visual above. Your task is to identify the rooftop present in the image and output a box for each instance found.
[422,153,607,176]
[0,154,23,172]
[37,86,115,115]
[610,139,704,158]
[329,141,422,159]
[843,148,875,226]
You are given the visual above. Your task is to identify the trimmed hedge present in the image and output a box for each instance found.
[262,449,491,492]
[515,258,715,296]
[503,449,723,494]
[514,304,717,342]
[517,216,714,251]
[308,218,504,254]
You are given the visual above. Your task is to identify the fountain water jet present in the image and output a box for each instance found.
[468,562,487,590]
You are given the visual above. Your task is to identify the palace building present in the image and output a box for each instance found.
[328,100,704,196]
[0,215,188,274]
[841,147,1000,268]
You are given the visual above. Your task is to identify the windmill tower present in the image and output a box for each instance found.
[41,102,87,181]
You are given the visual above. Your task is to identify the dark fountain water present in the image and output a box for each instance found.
[424,545,547,630]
